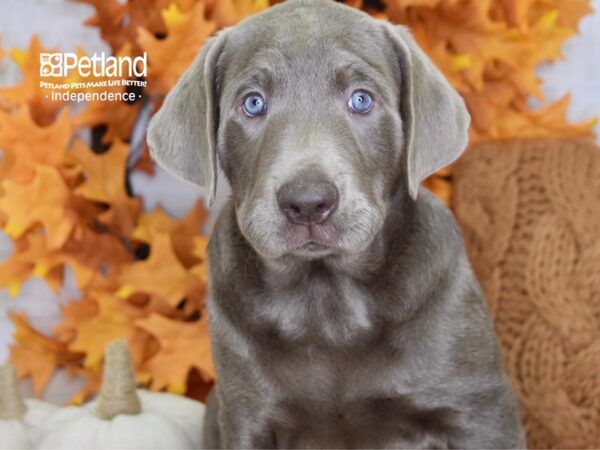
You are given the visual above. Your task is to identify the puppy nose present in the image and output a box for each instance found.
[277,177,339,225]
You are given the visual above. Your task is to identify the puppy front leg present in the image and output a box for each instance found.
[218,399,276,449]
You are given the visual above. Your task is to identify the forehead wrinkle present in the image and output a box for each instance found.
[334,59,393,99]
[233,65,277,99]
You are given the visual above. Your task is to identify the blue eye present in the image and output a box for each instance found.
[242,94,267,117]
[348,90,373,114]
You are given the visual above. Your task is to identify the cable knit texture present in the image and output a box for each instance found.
[452,139,600,449]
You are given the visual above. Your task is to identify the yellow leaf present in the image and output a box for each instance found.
[161,3,185,28]
[71,140,141,236]
[0,166,78,249]
[0,37,67,126]
[9,313,81,397]
[0,106,72,183]
[138,1,216,95]
[137,312,214,392]
[117,231,191,306]
[70,291,139,370]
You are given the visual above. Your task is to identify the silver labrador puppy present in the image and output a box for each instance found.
[147,0,525,448]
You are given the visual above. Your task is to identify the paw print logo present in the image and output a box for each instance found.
[40,53,63,77]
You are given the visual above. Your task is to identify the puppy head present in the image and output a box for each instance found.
[147,0,469,260]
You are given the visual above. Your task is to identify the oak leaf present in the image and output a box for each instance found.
[0,106,72,183]
[69,291,143,370]
[132,201,208,267]
[0,37,67,125]
[0,165,78,249]
[9,313,82,397]
[137,312,214,393]
[138,1,217,95]
[117,230,193,307]
[71,140,142,236]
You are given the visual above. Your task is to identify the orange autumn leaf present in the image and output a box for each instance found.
[76,0,130,53]
[0,236,36,297]
[0,106,73,183]
[74,101,141,145]
[61,228,133,290]
[0,37,67,125]
[76,0,171,53]
[0,165,78,249]
[54,296,100,343]
[138,1,217,95]
[137,312,214,393]
[0,233,68,296]
[9,313,82,397]
[71,140,142,236]
[117,230,193,307]
[69,291,141,370]
[132,201,208,267]
[529,0,593,30]
[190,235,210,285]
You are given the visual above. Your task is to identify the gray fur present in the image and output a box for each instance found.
[147,0,525,448]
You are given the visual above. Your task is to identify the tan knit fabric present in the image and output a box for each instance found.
[452,139,600,449]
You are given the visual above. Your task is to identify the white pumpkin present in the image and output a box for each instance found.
[0,365,57,450]
[37,340,202,450]
[137,390,206,448]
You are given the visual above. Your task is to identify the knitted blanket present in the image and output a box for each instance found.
[453,139,600,449]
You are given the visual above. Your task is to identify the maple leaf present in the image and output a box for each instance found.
[138,1,217,95]
[9,313,82,397]
[0,37,67,126]
[136,312,215,393]
[0,233,69,296]
[70,140,142,236]
[75,0,129,52]
[54,296,100,343]
[75,0,171,53]
[117,230,194,307]
[0,236,36,297]
[529,0,594,30]
[69,291,143,370]
[61,228,133,290]
[132,201,208,267]
[0,106,73,183]
[74,101,141,145]
[0,165,79,249]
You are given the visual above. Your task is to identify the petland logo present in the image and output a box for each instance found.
[39,52,148,102]
[40,52,147,78]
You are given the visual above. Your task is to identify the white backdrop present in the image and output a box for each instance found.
[0,0,599,402]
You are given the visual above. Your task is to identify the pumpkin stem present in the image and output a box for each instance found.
[0,364,27,420]
[96,340,142,420]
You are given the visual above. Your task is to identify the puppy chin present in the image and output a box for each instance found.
[245,224,340,260]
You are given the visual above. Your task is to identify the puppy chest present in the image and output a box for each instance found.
[255,272,377,345]
[269,394,460,449]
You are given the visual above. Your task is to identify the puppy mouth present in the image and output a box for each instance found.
[300,241,330,252]
[290,240,336,258]
[285,223,339,257]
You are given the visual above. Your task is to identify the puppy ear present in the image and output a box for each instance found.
[384,24,470,200]
[146,32,227,207]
